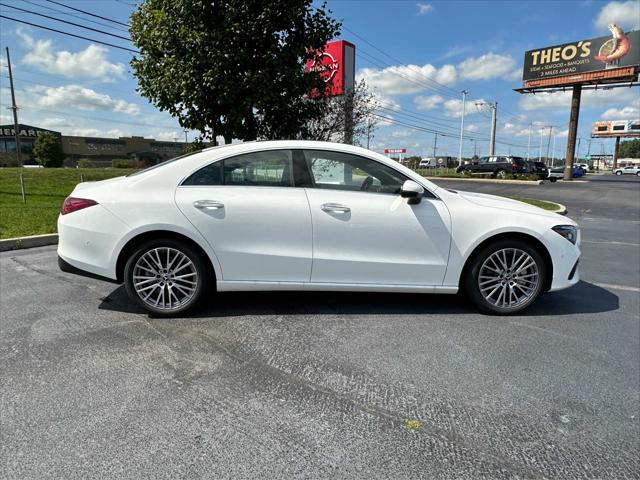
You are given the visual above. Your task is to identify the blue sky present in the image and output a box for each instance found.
[1,0,639,158]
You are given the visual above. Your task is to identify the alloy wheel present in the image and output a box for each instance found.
[132,247,198,310]
[478,248,539,309]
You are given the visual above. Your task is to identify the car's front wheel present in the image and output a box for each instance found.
[124,239,210,316]
[464,239,547,315]
[616,171,622,175]
[494,169,507,179]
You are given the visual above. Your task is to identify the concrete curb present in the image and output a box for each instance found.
[553,203,568,215]
[0,233,58,252]
[426,176,543,185]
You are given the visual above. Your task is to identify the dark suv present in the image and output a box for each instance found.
[457,156,528,178]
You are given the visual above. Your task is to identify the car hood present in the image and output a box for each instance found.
[456,190,569,221]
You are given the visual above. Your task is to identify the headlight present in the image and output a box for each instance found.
[552,225,578,244]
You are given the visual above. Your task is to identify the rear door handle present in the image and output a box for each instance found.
[193,200,224,210]
[321,203,350,213]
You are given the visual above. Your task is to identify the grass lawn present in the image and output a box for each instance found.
[0,168,138,239]
[509,196,561,211]
[0,167,561,239]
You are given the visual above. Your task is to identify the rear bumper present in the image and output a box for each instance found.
[58,256,119,283]
[57,205,128,280]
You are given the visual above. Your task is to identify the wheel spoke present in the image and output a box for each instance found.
[132,247,198,311]
[479,248,539,310]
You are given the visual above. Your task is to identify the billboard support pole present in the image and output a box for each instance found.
[613,136,620,169]
[563,84,582,181]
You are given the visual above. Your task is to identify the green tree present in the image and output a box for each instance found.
[33,133,65,168]
[618,139,640,158]
[130,0,341,144]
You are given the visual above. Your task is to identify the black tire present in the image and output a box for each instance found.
[636,172,640,177]
[124,238,211,316]
[549,177,557,183]
[494,169,506,179]
[464,239,547,315]
[615,171,622,175]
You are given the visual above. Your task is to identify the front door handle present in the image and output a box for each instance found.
[321,203,350,213]
[193,200,224,210]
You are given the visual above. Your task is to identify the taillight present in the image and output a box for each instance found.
[61,197,98,215]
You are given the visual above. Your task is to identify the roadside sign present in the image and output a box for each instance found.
[384,148,406,154]
[584,155,591,160]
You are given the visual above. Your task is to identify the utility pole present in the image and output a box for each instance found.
[458,90,468,165]
[366,117,372,149]
[551,132,556,167]
[183,129,188,143]
[545,125,553,164]
[539,127,544,161]
[613,137,620,169]
[432,132,438,157]
[489,102,497,156]
[576,137,581,162]
[526,122,532,161]
[475,101,497,155]
[5,47,21,167]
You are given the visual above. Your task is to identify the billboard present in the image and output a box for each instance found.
[306,40,355,97]
[522,26,640,87]
[592,119,640,138]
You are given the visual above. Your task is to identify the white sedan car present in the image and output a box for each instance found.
[58,141,580,316]
[613,165,640,176]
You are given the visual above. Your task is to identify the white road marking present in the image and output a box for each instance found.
[593,282,640,293]
[582,240,640,247]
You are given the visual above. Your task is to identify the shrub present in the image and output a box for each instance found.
[77,158,93,168]
[33,132,65,167]
[112,159,136,168]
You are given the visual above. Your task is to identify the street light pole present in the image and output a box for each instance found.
[526,122,532,161]
[458,90,468,166]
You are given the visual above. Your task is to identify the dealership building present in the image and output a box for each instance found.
[0,124,189,166]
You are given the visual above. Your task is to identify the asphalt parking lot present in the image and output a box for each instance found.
[1,174,638,479]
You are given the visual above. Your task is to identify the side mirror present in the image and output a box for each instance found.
[400,180,424,205]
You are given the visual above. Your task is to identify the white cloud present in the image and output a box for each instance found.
[18,29,125,82]
[594,1,640,31]
[154,131,183,141]
[458,53,518,81]
[69,128,131,138]
[357,63,456,96]
[33,85,140,115]
[601,105,640,119]
[444,98,487,118]
[416,3,433,15]
[414,94,444,110]
[391,130,415,138]
[519,88,639,111]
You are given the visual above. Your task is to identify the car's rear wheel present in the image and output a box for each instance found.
[549,177,557,182]
[464,239,547,315]
[636,172,640,176]
[124,239,210,316]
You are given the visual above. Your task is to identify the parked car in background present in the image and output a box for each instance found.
[57,140,580,316]
[547,165,585,182]
[456,155,528,178]
[419,156,455,168]
[577,163,590,173]
[527,161,548,177]
[613,165,640,176]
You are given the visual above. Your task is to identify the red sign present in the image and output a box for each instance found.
[306,40,355,97]
[384,148,407,154]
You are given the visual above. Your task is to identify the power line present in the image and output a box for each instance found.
[44,0,129,27]
[1,3,133,42]
[0,15,139,53]
[343,25,460,98]
[20,0,131,33]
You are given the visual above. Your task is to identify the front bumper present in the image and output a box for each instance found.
[543,228,581,292]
